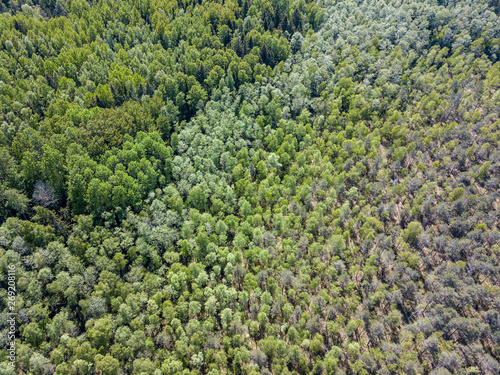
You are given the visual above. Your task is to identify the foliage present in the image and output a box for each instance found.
[1,0,500,374]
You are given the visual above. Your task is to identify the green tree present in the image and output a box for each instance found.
[95,354,120,375]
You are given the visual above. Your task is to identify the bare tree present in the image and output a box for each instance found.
[32,181,59,208]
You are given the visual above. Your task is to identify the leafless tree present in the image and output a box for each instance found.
[32,181,59,208]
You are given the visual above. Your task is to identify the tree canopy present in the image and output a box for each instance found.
[1,0,500,374]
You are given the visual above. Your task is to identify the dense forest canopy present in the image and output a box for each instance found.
[0,0,499,374]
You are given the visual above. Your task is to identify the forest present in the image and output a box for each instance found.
[0,0,499,374]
